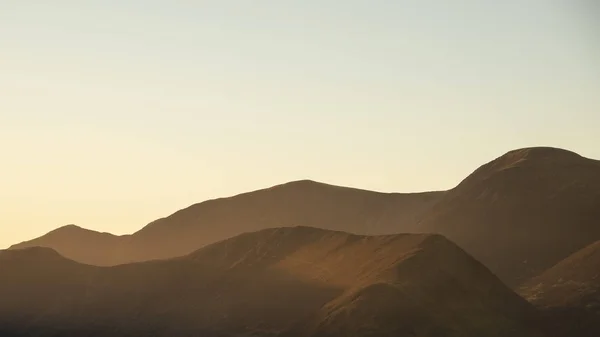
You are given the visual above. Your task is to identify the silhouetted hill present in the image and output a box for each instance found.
[0,227,542,337]
[519,240,600,337]
[11,181,443,265]
[417,147,600,286]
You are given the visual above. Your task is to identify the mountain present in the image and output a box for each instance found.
[519,239,600,337]
[11,181,443,265]
[10,147,600,287]
[7,224,125,266]
[416,147,600,286]
[0,227,542,337]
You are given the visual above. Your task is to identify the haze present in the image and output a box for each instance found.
[1,1,598,249]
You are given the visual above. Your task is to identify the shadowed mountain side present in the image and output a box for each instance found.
[416,147,600,286]
[518,239,600,337]
[1,227,542,337]
[11,181,443,265]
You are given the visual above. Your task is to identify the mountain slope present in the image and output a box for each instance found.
[11,181,443,265]
[1,227,542,337]
[519,239,600,337]
[417,147,600,286]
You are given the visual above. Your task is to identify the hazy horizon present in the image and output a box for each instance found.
[2,1,599,249]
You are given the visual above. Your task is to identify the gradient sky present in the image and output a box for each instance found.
[1,1,598,248]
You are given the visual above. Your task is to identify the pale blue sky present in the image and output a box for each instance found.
[1,1,598,247]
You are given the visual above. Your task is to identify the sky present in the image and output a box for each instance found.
[1,0,598,248]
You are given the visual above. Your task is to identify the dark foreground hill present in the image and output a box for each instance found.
[0,227,542,337]
[10,147,600,287]
[519,239,600,337]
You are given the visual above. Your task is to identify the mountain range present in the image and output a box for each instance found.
[12,147,600,286]
[5,146,600,336]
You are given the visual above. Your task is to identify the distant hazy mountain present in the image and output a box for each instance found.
[519,239,600,337]
[0,227,542,337]
[10,147,600,288]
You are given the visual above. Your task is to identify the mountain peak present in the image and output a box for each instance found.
[499,146,584,165]
[282,179,323,185]
[53,224,85,233]
[505,146,581,158]
[457,146,596,187]
[269,179,354,191]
